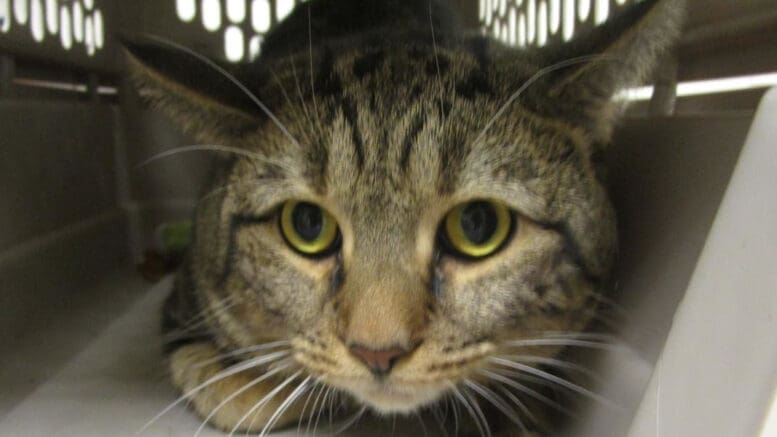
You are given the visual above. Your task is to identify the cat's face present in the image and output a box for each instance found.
[126,0,682,417]
[181,45,616,413]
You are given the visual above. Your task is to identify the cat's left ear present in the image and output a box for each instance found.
[123,37,266,144]
[517,0,685,143]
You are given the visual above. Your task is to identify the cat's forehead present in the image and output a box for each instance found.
[333,44,479,85]
[268,40,509,110]
[241,42,593,227]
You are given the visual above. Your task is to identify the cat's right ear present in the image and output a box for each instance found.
[507,0,685,144]
[122,36,263,144]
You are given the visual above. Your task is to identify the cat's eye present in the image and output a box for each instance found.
[441,200,513,258]
[280,201,340,256]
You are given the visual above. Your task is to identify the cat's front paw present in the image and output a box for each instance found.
[168,342,306,434]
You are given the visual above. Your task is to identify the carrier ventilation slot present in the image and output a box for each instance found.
[174,0,309,63]
[480,0,638,47]
[0,0,105,56]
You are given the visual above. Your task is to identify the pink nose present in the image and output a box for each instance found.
[349,345,409,376]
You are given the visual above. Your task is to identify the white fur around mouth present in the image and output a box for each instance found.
[337,378,448,414]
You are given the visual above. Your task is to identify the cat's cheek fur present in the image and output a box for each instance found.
[439,222,558,323]
[234,253,333,331]
[436,223,598,356]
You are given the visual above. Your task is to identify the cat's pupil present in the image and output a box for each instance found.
[292,203,324,241]
[461,202,498,245]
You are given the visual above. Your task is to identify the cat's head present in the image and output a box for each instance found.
[127,0,683,414]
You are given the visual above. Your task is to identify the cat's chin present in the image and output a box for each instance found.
[336,378,447,414]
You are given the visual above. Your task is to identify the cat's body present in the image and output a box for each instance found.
[127,0,684,434]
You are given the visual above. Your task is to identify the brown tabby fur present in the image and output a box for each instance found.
[126,0,684,434]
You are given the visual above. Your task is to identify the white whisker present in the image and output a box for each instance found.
[505,338,621,351]
[449,384,490,437]
[414,410,429,437]
[538,331,616,341]
[189,341,290,370]
[307,5,321,121]
[462,386,492,437]
[480,369,574,416]
[287,57,321,144]
[587,291,631,318]
[472,54,610,147]
[137,144,261,168]
[259,375,313,437]
[489,357,617,409]
[464,379,527,433]
[191,294,241,323]
[495,384,536,422]
[175,294,241,330]
[135,350,288,435]
[228,370,302,436]
[449,394,461,436]
[314,385,334,436]
[198,177,275,204]
[327,386,339,427]
[193,363,290,437]
[304,383,326,436]
[495,368,557,387]
[428,0,447,124]
[135,35,303,149]
[500,354,603,383]
[430,403,450,437]
[582,308,622,330]
[333,405,368,436]
[296,379,322,435]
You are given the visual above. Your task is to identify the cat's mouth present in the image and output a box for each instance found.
[326,375,448,413]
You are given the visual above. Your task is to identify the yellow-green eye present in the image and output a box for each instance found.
[442,200,512,258]
[280,201,340,256]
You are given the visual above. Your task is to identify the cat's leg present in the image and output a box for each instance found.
[168,341,308,433]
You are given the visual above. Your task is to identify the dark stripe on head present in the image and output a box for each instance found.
[430,251,444,298]
[455,70,492,100]
[437,138,467,194]
[425,55,450,76]
[468,37,490,70]
[545,221,601,284]
[541,302,564,316]
[314,48,342,98]
[452,37,493,101]
[408,46,426,59]
[438,99,452,120]
[340,97,365,169]
[368,92,379,113]
[306,140,329,194]
[409,84,424,102]
[326,253,345,304]
[219,214,275,285]
[399,112,426,172]
[330,262,344,293]
[352,50,385,79]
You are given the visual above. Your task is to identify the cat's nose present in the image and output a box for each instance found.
[348,344,409,376]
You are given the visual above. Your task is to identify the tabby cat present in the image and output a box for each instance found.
[127,0,684,434]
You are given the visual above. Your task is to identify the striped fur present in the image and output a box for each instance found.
[127,0,684,434]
